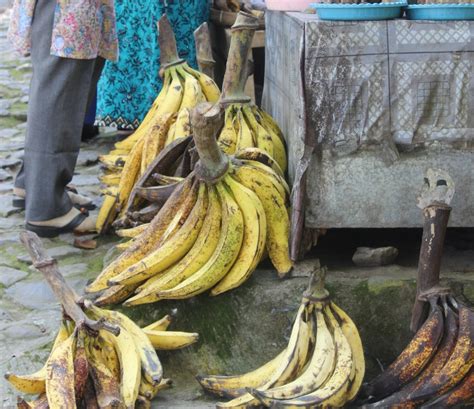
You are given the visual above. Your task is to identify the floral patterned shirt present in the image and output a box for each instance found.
[8,0,118,61]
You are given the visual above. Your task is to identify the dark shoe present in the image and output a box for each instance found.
[25,212,88,238]
[82,124,99,142]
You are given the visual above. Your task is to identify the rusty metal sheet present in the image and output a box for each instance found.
[263,11,474,235]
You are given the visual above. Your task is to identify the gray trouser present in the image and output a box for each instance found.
[15,0,104,221]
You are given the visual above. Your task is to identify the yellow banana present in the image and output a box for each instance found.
[109,148,129,156]
[165,121,176,145]
[331,301,365,402]
[156,66,184,116]
[151,182,244,301]
[242,106,273,159]
[236,107,255,151]
[116,223,150,238]
[110,183,208,286]
[232,166,292,276]
[116,134,146,213]
[90,305,162,386]
[140,113,174,175]
[261,306,353,408]
[4,322,69,394]
[99,154,127,169]
[99,173,121,186]
[96,189,118,234]
[86,335,121,408]
[144,329,199,350]
[94,284,140,307]
[216,303,311,408]
[253,107,287,172]
[139,377,173,400]
[183,64,220,102]
[234,147,285,178]
[99,327,141,408]
[211,176,266,296]
[218,106,238,154]
[197,350,287,399]
[114,68,172,152]
[177,66,205,110]
[253,306,336,403]
[239,160,289,199]
[86,177,193,293]
[96,332,121,380]
[46,331,76,409]
[125,185,221,306]
[173,108,192,141]
[117,239,132,251]
[143,314,174,332]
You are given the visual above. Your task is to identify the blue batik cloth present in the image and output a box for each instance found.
[97,0,209,129]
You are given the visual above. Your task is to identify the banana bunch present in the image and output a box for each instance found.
[197,268,365,408]
[96,14,220,234]
[86,104,292,305]
[359,295,474,408]
[6,310,199,408]
[217,103,287,172]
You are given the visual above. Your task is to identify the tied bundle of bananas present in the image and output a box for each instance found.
[216,12,287,172]
[8,232,199,409]
[96,14,220,234]
[197,265,365,408]
[358,170,474,409]
[359,295,474,409]
[86,103,292,305]
[7,310,198,409]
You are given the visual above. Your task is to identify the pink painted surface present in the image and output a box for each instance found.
[266,0,314,11]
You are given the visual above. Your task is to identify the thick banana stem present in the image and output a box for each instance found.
[191,103,229,183]
[220,12,259,104]
[194,22,216,79]
[19,231,120,336]
[411,203,451,332]
[158,14,184,67]
[303,261,330,302]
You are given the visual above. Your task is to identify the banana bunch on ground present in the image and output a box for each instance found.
[197,266,365,408]
[359,295,474,409]
[96,14,220,234]
[86,103,292,306]
[6,309,198,409]
[9,232,199,409]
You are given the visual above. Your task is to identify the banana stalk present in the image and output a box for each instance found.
[220,12,259,104]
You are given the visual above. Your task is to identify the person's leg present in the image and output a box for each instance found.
[24,0,99,224]
[82,57,105,141]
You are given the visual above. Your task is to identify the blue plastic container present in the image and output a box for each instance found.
[406,4,474,20]
[310,2,407,21]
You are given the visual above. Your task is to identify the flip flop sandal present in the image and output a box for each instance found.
[12,186,94,210]
[25,212,88,238]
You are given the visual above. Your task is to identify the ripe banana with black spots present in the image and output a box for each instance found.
[96,44,220,232]
[4,321,70,394]
[360,295,474,409]
[216,103,288,173]
[92,104,291,305]
[199,269,365,408]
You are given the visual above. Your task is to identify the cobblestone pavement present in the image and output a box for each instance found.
[0,8,125,407]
